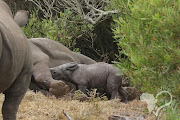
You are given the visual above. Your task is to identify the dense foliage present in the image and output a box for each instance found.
[22,9,117,62]
[111,0,180,117]
[75,18,119,62]
[22,10,93,51]
[112,0,180,96]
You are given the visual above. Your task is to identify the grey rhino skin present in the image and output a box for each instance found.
[50,62,128,103]
[28,38,96,97]
[14,10,29,27]
[0,1,32,120]
[14,10,96,97]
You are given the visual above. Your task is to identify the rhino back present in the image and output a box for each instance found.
[0,9,31,92]
[29,38,78,67]
[28,41,50,64]
[72,52,96,64]
[72,63,110,88]
[30,38,73,54]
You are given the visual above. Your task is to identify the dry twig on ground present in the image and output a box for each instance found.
[62,109,73,120]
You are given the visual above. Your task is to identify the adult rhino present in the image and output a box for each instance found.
[0,1,32,120]
[28,38,96,97]
[13,10,96,97]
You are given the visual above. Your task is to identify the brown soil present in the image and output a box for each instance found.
[0,90,159,120]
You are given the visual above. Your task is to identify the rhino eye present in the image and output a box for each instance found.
[52,71,58,75]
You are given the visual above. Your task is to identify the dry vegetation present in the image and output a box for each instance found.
[0,90,158,120]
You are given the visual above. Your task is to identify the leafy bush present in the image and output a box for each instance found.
[165,99,180,120]
[22,9,93,51]
[111,0,180,100]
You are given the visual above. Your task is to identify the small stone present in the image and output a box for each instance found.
[123,87,140,101]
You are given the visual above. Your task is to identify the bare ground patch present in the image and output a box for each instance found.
[0,90,158,120]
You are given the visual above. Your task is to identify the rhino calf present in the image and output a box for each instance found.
[50,62,128,103]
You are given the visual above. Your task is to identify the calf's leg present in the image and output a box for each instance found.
[110,89,119,99]
[78,85,87,94]
[118,87,128,103]
[106,76,120,100]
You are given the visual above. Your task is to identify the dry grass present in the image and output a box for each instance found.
[0,90,157,120]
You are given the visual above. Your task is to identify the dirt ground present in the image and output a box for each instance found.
[0,90,159,120]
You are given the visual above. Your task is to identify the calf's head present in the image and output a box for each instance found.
[50,62,78,81]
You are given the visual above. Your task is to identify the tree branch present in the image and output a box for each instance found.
[28,0,118,24]
[62,109,73,120]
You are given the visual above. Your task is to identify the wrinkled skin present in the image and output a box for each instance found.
[0,1,32,120]
[50,62,128,103]
[13,10,96,97]
[28,38,96,97]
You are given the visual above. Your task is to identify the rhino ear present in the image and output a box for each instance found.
[66,62,78,71]
[14,10,29,27]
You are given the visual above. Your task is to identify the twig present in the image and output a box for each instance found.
[28,0,118,24]
[62,109,73,120]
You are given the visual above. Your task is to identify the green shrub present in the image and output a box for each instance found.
[22,9,93,51]
[164,99,180,120]
[111,0,180,100]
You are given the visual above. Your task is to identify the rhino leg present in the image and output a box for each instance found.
[2,70,31,120]
[118,87,128,103]
[78,84,87,94]
[106,75,120,100]
[29,80,53,96]
[32,62,70,97]
[110,89,118,99]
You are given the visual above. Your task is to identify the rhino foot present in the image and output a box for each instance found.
[49,80,70,97]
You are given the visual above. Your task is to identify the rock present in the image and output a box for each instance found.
[123,87,140,101]
[108,115,146,120]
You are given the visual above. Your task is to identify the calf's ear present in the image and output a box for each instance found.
[66,63,78,71]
